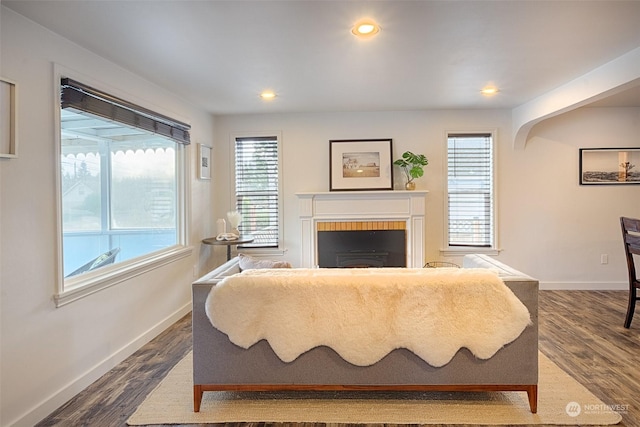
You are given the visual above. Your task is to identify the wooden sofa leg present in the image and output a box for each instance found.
[527,385,538,413]
[194,385,203,412]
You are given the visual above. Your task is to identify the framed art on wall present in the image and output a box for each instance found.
[198,143,212,180]
[579,147,640,185]
[0,77,17,158]
[329,139,394,191]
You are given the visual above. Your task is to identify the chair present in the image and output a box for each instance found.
[620,217,640,328]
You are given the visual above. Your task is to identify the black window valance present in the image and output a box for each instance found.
[61,78,190,144]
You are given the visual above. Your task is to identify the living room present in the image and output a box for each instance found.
[1,2,639,426]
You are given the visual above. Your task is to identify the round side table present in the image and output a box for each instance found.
[202,236,255,261]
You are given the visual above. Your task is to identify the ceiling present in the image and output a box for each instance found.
[4,0,640,115]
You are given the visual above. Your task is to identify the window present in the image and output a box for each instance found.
[446,133,495,250]
[234,135,281,248]
[57,78,190,303]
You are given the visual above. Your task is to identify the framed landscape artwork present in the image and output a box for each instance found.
[579,148,640,185]
[329,139,393,191]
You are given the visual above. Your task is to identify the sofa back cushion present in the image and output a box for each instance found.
[238,253,292,271]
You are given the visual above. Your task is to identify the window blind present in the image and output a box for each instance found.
[235,136,279,248]
[447,133,493,247]
[60,78,190,144]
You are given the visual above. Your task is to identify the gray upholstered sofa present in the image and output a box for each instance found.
[192,254,539,412]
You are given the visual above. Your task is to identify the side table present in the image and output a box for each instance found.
[202,236,255,261]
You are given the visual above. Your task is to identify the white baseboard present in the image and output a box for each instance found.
[10,303,191,427]
[539,281,627,290]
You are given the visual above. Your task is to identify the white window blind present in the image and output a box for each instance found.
[447,133,494,247]
[61,78,190,144]
[235,136,280,248]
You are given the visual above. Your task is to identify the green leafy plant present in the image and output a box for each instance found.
[393,151,428,184]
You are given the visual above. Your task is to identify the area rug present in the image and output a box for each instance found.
[127,352,622,425]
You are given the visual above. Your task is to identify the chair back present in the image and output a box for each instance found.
[621,217,640,285]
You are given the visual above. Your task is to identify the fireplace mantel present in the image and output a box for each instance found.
[296,191,428,268]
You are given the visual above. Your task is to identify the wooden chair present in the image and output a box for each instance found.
[620,217,640,328]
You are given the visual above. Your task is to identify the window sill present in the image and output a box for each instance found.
[55,245,193,307]
[238,246,288,257]
[440,247,501,257]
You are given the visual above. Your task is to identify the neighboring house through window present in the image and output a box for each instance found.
[234,135,282,249]
[445,132,496,253]
[57,77,190,305]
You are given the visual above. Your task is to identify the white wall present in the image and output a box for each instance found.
[505,107,640,288]
[0,8,214,426]
[212,110,508,268]
[213,107,640,289]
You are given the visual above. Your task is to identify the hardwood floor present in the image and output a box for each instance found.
[36,290,639,427]
[537,290,639,427]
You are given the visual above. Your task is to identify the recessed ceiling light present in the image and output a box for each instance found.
[260,91,276,100]
[481,87,499,96]
[352,20,380,38]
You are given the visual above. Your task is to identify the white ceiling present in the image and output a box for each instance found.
[4,0,640,115]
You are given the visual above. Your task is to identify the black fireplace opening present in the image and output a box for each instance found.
[317,230,406,268]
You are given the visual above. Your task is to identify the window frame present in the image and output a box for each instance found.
[53,67,192,307]
[231,131,284,254]
[441,130,499,256]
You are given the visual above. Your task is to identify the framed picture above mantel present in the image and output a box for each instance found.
[579,148,640,185]
[329,139,393,191]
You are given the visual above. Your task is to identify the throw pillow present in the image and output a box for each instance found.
[238,253,292,271]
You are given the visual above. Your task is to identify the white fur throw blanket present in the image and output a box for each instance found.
[205,268,531,367]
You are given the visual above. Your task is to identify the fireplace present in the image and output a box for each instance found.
[297,191,428,268]
[317,228,406,268]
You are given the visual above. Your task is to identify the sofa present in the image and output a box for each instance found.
[192,254,539,412]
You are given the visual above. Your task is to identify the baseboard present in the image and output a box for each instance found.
[539,281,627,290]
[10,303,191,427]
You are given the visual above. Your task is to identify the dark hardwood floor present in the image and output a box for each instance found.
[36,290,639,427]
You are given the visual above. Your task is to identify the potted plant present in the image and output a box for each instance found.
[393,151,428,190]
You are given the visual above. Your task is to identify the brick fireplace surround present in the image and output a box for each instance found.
[296,191,428,268]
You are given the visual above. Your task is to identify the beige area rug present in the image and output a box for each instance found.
[128,352,622,425]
